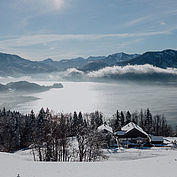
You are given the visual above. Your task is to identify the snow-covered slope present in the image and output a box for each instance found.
[0,145,177,177]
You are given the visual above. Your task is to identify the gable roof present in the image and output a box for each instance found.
[114,122,151,139]
[121,122,149,137]
[98,124,113,133]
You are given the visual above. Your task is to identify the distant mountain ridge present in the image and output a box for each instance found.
[0,52,56,76]
[103,52,140,65]
[0,49,177,76]
[0,53,106,75]
[118,49,177,68]
[39,56,106,71]
[80,52,140,71]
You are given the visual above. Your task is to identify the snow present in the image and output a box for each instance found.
[121,122,149,137]
[98,124,113,133]
[0,141,177,177]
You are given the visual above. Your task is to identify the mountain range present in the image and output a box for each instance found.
[0,49,177,76]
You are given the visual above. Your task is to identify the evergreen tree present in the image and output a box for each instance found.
[73,111,78,126]
[78,112,83,125]
[113,110,120,131]
[139,109,144,128]
[120,111,125,126]
[144,108,152,133]
[125,111,131,124]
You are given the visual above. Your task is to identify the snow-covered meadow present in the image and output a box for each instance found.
[0,139,177,177]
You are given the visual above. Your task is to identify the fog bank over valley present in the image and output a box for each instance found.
[62,64,177,82]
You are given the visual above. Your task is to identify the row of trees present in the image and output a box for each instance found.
[0,108,105,162]
[109,108,174,136]
[0,107,176,161]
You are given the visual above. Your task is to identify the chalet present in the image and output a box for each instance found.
[98,122,164,148]
[114,122,150,147]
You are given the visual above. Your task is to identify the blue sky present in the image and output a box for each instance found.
[0,0,177,60]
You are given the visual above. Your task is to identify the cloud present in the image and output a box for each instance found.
[86,65,177,81]
[124,16,152,27]
[4,64,175,82]
[166,9,177,16]
[160,22,166,25]
[63,68,84,80]
[87,65,177,77]
[16,0,64,13]
[121,4,177,30]
[0,26,176,48]
[59,64,177,81]
[66,68,84,75]
[52,0,65,9]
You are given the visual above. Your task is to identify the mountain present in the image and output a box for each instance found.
[0,52,98,76]
[79,52,139,71]
[43,50,177,71]
[0,53,57,76]
[80,61,108,72]
[118,49,177,68]
[39,57,87,71]
[40,56,106,71]
[1,49,177,76]
[103,52,140,65]
[87,56,106,61]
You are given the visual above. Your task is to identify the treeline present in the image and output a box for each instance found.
[109,109,174,137]
[0,108,105,162]
[0,107,176,162]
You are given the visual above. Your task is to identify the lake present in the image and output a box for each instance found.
[3,81,177,126]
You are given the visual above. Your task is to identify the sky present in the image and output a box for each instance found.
[0,0,177,60]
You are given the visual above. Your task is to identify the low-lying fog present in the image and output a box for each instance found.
[0,64,177,126]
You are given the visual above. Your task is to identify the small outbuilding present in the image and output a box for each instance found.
[114,122,150,147]
[97,123,115,148]
[149,135,163,145]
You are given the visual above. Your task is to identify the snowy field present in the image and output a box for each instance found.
[0,142,177,177]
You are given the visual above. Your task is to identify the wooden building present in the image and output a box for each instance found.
[97,123,115,148]
[98,122,164,148]
[114,122,150,147]
[149,135,163,145]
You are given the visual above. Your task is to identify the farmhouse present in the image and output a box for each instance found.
[115,122,149,138]
[114,122,151,147]
[98,122,164,148]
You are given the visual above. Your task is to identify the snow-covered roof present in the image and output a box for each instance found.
[121,122,149,137]
[149,135,163,142]
[98,124,113,133]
